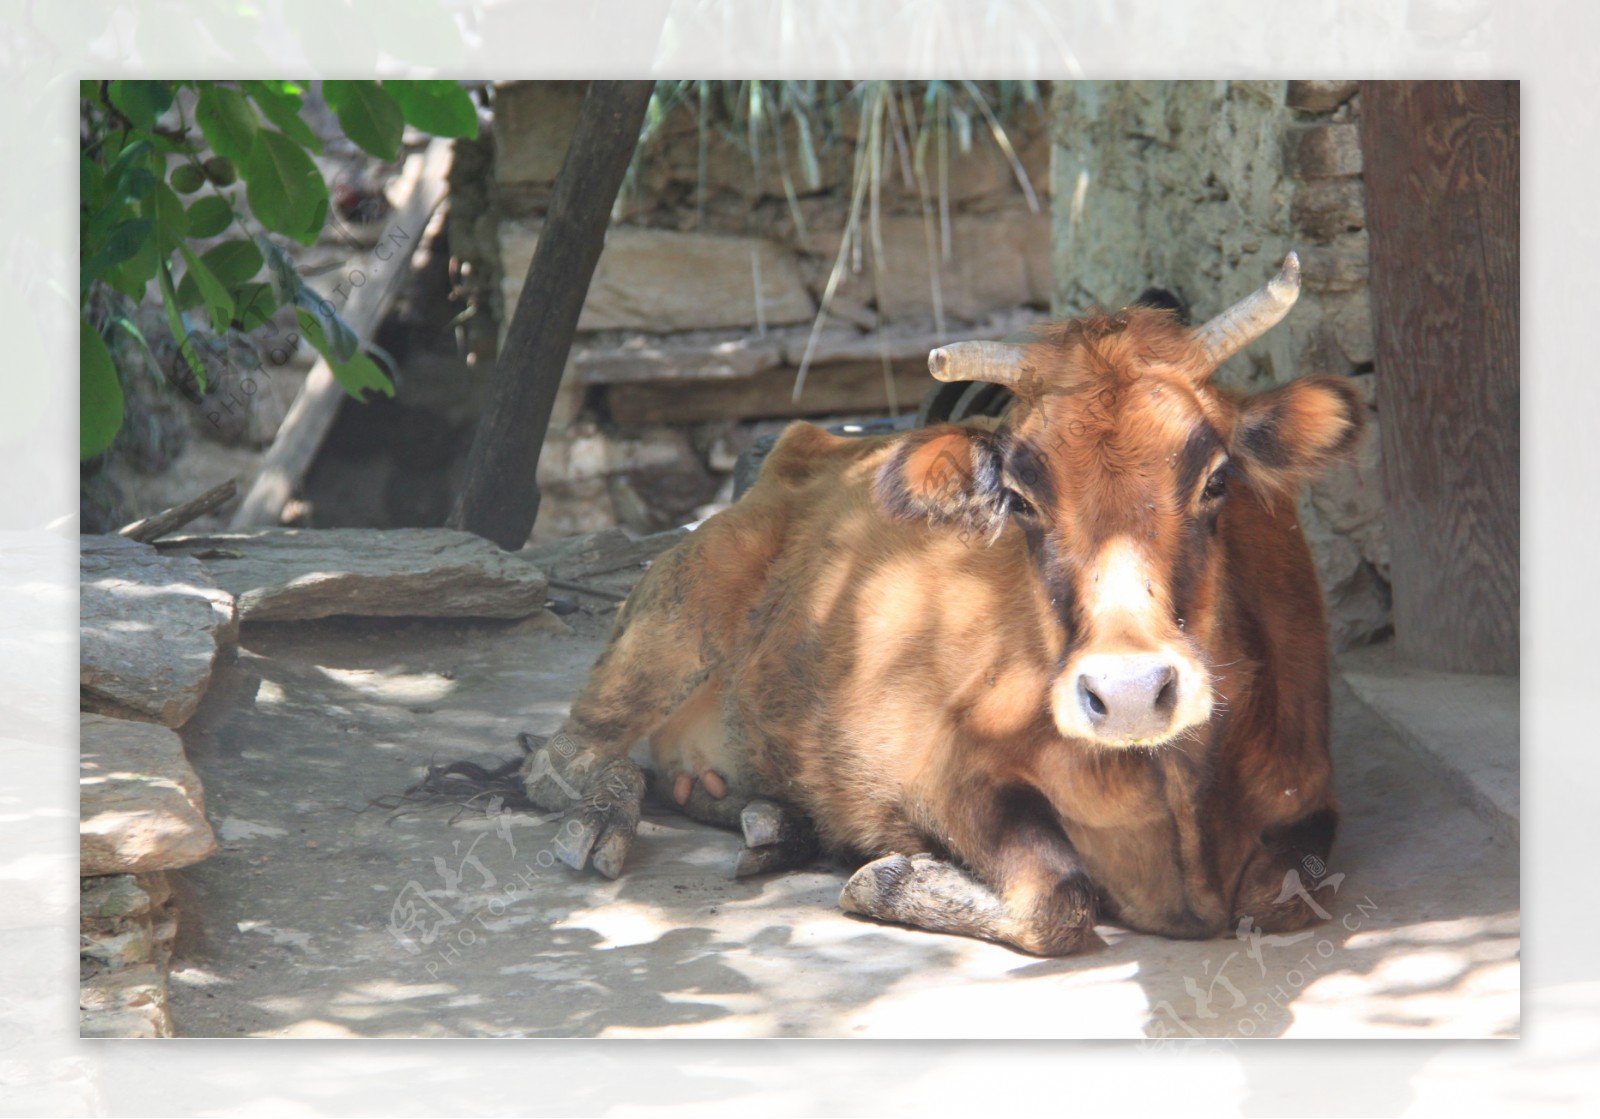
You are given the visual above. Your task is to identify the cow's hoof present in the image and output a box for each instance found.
[840,853,922,915]
[553,759,644,879]
[730,799,818,879]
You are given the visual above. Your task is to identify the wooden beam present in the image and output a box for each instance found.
[229,140,454,529]
[1359,81,1519,674]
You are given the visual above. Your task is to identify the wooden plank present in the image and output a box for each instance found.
[229,140,454,529]
[1359,81,1519,674]
[605,359,932,426]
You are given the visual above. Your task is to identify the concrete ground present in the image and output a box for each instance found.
[166,607,1519,1039]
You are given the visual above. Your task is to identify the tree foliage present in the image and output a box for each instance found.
[79,79,479,459]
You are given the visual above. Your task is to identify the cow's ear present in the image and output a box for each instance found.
[875,424,1005,532]
[1233,376,1364,495]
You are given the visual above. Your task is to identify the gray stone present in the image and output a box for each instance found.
[78,963,173,1038]
[80,714,218,876]
[491,80,586,186]
[79,874,158,922]
[1327,291,1376,365]
[1286,80,1360,113]
[1291,179,1366,241]
[500,222,816,332]
[155,528,549,622]
[1310,415,1386,536]
[1289,123,1364,179]
[80,535,237,728]
[1300,237,1371,292]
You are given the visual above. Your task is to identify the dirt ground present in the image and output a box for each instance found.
[164,606,1519,1039]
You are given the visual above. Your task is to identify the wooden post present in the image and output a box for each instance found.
[229,140,453,529]
[448,81,655,550]
[1359,81,1519,674]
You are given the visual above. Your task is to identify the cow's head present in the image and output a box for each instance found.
[878,254,1362,748]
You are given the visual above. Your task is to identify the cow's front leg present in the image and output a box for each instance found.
[1231,806,1339,933]
[840,784,1102,956]
[522,545,716,878]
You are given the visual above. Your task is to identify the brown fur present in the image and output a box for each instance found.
[529,307,1360,954]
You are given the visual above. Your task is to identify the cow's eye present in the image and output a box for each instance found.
[1003,487,1038,519]
[1202,468,1228,503]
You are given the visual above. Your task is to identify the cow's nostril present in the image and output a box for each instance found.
[1079,679,1109,722]
[1154,667,1177,715]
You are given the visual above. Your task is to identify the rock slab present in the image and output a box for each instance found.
[525,526,687,580]
[80,534,237,728]
[81,714,218,876]
[156,528,549,622]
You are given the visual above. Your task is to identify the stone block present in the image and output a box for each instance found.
[1292,179,1367,242]
[491,81,586,186]
[1286,81,1360,113]
[500,222,816,332]
[1300,238,1371,292]
[80,715,217,876]
[1290,123,1364,179]
[155,528,548,622]
[80,535,236,728]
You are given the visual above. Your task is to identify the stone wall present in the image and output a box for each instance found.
[1049,80,1389,649]
[450,81,1055,542]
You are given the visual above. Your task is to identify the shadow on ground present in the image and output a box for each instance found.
[166,614,1518,1038]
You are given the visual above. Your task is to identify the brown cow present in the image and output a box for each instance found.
[521,254,1362,956]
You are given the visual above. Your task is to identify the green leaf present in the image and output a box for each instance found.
[82,218,153,291]
[186,194,234,238]
[383,80,477,138]
[241,80,321,151]
[232,282,279,331]
[99,217,152,264]
[102,234,160,300]
[107,80,173,130]
[195,84,259,163]
[178,244,236,333]
[175,239,262,309]
[107,315,164,386]
[80,318,124,459]
[81,153,105,210]
[243,129,330,245]
[329,350,394,400]
[324,80,404,160]
[256,233,302,306]
[158,260,208,393]
[295,302,360,366]
[203,239,264,288]
[141,181,189,253]
[117,167,157,205]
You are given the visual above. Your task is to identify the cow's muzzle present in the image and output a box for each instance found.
[1051,651,1212,746]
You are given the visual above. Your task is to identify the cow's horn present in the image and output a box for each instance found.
[1192,252,1302,368]
[928,341,1028,388]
